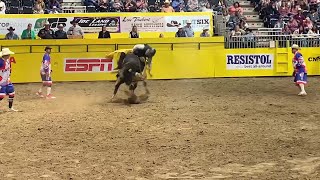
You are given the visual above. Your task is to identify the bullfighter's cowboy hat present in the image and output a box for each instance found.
[7,27,15,31]
[0,48,15,57]
[44,46,52,51]
[291,44,300,50]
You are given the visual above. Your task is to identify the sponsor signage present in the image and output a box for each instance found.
[308,56,320,62]
[164,15,211,32]
[120,16,165,32]
[64,58,113,73]
[226,54,274,70]
[73,17,120,33]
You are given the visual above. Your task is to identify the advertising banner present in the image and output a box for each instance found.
[164,15,211,32]
[0,16,120,37]
[120,16,165,32]
[64,58,114,73]
[226,54,274,70]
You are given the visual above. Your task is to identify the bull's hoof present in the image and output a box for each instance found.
[128,95,140,104]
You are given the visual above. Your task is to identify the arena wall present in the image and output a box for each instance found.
[1,38,320,83]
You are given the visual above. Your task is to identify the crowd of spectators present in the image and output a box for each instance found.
[0,0,228,13]
[256,0,320,35]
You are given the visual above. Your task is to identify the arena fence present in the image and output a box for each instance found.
[225,35,320,49]
[2,37,320,83]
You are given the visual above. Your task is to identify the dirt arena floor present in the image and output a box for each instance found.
[1,77,320,180]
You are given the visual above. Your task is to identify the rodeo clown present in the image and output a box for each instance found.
[0,48,18,112]
[292,44,307,96]
[36,46,56,99]
[132,44,156,76]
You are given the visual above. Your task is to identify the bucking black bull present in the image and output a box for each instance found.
[111,53,149,103]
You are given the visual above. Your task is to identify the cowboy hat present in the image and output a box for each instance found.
[44,46,52,51]
[203,27,209,31]
[7,27,15,31]
[44,21,50,25]
[0,48,15,57]
[58,24,64,27]
[164,0,170,4]
[291,44,300,49]
[177,25,183,29]
[186,20,192,24]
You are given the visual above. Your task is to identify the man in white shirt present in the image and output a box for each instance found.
[0,1,6,14]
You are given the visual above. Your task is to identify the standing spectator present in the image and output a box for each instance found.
[34,0,45,14]
[98,0,109,12]
[21,24,36,40]
[55,24,68,39]
[112,0,123,12]
[67,20,84,38]
[161,0,175,12]
[5,27,19,40]
[183,20,194,37]
[129,25,139,38]
[98,25,111,38]
[0,0,5,14]
[38,22,55,39]
[124,0,137,12]
[200,27,210,37]
[175,26,187,37]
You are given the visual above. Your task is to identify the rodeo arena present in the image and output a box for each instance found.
[1,0,320,179]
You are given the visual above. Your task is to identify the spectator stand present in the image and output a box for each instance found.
[61,0,86,13]
[5,0,34,14]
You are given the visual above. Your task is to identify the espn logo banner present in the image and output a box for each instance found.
[64,58,113,73]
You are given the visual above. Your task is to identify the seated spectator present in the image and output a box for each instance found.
[124,0,137,12]
[187,0,198,12]
[200,27,210,37]
[299,0,308,11]
[112,0,123,12]
[223,9,230,22]
[274,18,285,29]
[180,0,189,12]
[38,22,55,39]
[34,0,45,14]
[175,26,187,37]
[292,26,306,37]
[239,19,248,30]
[84,0,99,8]
[171,0,181,12]
[0,0,5,14]
[308,8,319,23]
[21,24,36,40]
[5,27,19,40]
[55,24,67,39]
[67,20,84,38]
[98,0,109,12]
[49,6,60,13]
[48,0,61,12]
[287,17,299,32]
[308,26,318,36]
[231,25,245,36]
[303,17,313,30]
[129,25,139,38]
[136,0,148,12]
[293,8,306,25]
[229,2,243,15]
[98,25,111,38]
[202,3,213,12]
[278,3,289,16]
[162,0,175,12]
[282,25,291,35]
[290,4,299,15]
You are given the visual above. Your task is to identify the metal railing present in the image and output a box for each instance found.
[225,34,320,49]
[62,6,87,13]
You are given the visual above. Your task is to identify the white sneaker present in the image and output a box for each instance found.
[46,94,56,99]
[298,92,307,96]
[8,108,18,112]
